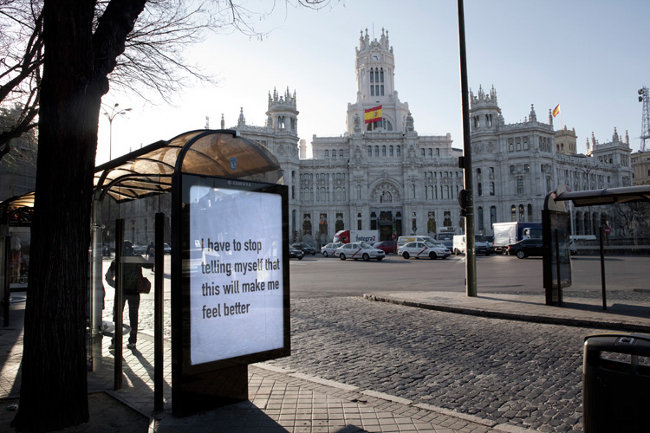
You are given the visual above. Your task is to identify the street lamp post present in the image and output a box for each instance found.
[103,103,132,160]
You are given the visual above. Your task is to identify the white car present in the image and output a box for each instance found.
[399,241,450,260]
[321,242,343,257]
[336,242,385,261]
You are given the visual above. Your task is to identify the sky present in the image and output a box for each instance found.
[96,0,650,164]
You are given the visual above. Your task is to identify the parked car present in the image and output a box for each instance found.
[507,238,544,259]
[132,244,147,256]
[399,241,450,260]
[336,242,385,261]
[289,247,304,260]
[163,243,171,254]
[373,240,398,254]
[321,242,343,257]
[291,242,317,255]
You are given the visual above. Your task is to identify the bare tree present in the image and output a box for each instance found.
[0,0,42,160]
[10,1,330,431]
[1,0,331,160]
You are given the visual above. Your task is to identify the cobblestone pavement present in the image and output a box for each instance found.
[264,297,604,433]
[106,268,650,433]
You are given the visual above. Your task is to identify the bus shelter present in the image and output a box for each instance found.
[91,129,289,414]
[549,185,650,309]
[0,191,34,326]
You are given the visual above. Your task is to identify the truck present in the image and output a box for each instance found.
[333,229,380,245]
[492,222,542,254]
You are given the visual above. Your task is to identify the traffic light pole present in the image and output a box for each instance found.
[457,0,477,297]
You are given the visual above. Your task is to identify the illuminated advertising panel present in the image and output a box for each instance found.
[181,174,289,369]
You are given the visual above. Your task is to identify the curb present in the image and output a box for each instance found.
[363,293,650,333]
[256,363,541,433]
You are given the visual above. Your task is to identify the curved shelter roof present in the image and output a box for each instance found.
[2,129,282,222]
[0,191,35,224]
[94,129,282,203]
[554,185,650,207]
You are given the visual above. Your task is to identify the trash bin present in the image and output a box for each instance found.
[583,334,650,433]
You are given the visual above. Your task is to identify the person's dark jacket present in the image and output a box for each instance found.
[105,257,144,295]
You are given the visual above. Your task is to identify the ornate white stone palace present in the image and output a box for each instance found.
[229,28,632,246]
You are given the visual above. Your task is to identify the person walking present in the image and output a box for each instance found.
[105,240,147,350]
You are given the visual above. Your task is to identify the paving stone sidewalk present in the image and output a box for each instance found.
[1,298,538,433]
[5,289,646,432]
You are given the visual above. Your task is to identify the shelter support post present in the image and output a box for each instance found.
[90,194,104,336]
[554,230,563,306]
[114,219,124,390]
[599,226,607,310]
[2,235,9,327]
[154,212,164,412]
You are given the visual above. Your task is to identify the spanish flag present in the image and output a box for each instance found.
[552,104,560,118]
[364,105,382,124]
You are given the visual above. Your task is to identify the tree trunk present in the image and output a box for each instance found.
[12,1,100,431]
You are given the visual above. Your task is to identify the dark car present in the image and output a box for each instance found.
[291,242,317,255]
[289,247,304,260]
[507,238,544,259]
[436,233,454,250]
[373,240,397,254]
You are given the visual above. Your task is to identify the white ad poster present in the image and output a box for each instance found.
[188,185,284,365]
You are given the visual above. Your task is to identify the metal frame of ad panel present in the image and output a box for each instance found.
[171,171,289,415]
[542,209,572,305]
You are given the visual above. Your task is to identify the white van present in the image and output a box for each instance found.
[452,234,493,255]
[452,235,465,255]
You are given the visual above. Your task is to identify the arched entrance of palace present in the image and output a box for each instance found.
[370,209,402,240]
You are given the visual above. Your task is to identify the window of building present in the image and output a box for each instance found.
[478,207,484,231]
[421,148,425,157]
[396,145,401,156]
[516,177,524,195]
[436,148,440,156]
[443,211,452,227]
[508,138,514,152]
[427,148,432,157]
[324,150,329,158]
[331,150,336,159]
[374,146,379,157]
[370,212,377,230]
[489,182,495,195]
[527,204,533,220]
[490,206,497,227]
[303,214,312,235]
[339,149,344,158]
[389,145,394,156]
[382,146,386,156]
[357,213,362,230]
[367,146,372,157]
[477,182,482,196]
[511,205,516,222]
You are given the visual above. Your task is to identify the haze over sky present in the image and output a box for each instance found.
[97,0,650,163]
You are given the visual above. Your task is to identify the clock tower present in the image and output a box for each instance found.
[347,28,410,134]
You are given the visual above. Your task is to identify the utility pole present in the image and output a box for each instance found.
[457,0,477,296]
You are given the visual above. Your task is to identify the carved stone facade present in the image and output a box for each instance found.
[230,29,633,245]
